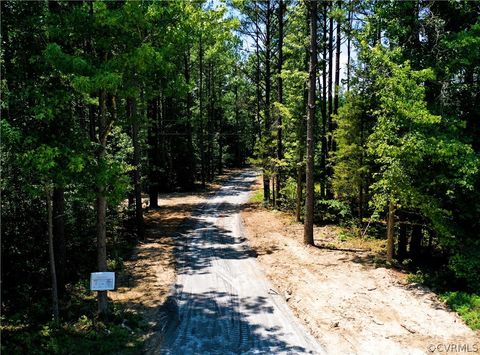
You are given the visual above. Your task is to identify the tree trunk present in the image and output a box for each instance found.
[199,33,206,188]
[386,201,395,262]
[398,222,407,261]
[295,163,304,222]
[46,187,59,323]
[263,0,272,204]
[254,1,262,143]
[147,99,159,208]
[333,0,341,118]
[346,2,352,92]
[184,52,195,189]
[320,2,328,198]
[358,182,364,223]
[52,187,66,299]
[234,80,242,165]
[218,112,223,175]
[296,38,309,223]
[272,177,276,207]
[410,224,423,261]
[97,90,108,316]
[206,61,214,182]
[325,2,334,198]
[129,98,145,240]
[275,0,285,207]
[327,4,334,146]
[304,0,317,246]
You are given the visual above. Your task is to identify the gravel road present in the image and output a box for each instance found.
[160,170,324,354]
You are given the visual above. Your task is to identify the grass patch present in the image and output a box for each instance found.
[249,189,264,204]
[331,226,385,253]
[440,292,480,330]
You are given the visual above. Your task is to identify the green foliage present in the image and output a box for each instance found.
[2,313,142,355]
[278,177,298,210]
[449,250,480,291]
[2,0,480,347]
[314,199,352,225]
[406,271,426,284]
[440,292,480,330]
[249,189,265,204]
[1,275,143,354]
[362,45,478,258]
[333,93,371,202]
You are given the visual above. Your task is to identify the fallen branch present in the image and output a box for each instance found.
[315,244,370,253]
[401,323,416,334]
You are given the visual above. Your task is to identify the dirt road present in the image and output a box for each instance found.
[159,170,323,354]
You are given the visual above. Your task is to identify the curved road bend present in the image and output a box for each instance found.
[160,169,325,354]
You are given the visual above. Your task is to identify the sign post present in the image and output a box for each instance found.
[90,272,115,291]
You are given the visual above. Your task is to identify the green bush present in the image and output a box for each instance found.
[249,189,264,204]
[278,176,298,210]
[313,199,352,225]
[448,248,480,292]
[440,292,480,330]
[406,270,426,284]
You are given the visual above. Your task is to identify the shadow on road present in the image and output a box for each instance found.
[159,290,313,354]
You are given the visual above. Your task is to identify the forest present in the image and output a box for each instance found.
[1,0,479,353]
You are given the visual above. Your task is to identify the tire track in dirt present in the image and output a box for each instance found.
[159,170,324,354]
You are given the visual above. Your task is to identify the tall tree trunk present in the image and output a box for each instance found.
[333,0,341,118]
[296,40,309,222]
[325,2,334,197]
[398,222,407,261]
[346,1,352,92]
[386,201,395,262]
[320,2,328,198]
[218,111,223,175]
[147,99,159,208]
[46,186,59,323]
[358,182,364,223]
[255,1,262,143]
[184,52,195,189]
[207,61,214,182]
[295,165,304,222]
[410,224,423,261]
[304,0,317,246]
[234,80,242,165]
[359,100,365,224]
[275,0,285,207]
[263,0,272,204]
[52,187,66,299]
[327,4,334,144]
[97,90,108,316]
[129,98,144,240]
[199,33,206,188]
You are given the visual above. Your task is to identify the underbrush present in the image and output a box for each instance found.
[2,205,145,354]
[439,292,480,330]
[1,282,145,355]
[406,267,480,331]
[249,189,264,204]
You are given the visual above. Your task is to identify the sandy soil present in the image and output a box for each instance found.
[242,179,479,354]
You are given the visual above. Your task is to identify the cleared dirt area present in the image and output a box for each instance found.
[242,178,479,354]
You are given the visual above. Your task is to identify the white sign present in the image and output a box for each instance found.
[90,272,115,291]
